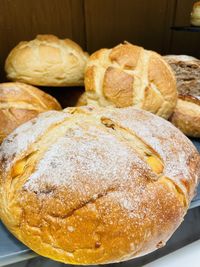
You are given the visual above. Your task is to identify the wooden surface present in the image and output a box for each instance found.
[84,0,176,53]
[169,0,200,58]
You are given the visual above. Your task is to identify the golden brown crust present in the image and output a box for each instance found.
[76,92,88,106]
[147,53,177,118]
[5,34,89,87]
[193,1,200,8]
[84,66,96,92]
[0,106,199,265]
[0,82,61,143]
[179,94,200,105]
[84,42,177,119]
[191,1,200,26]
[103,67,133,107]
[170,95,200,137]
[89,48,108,61]
[109,43,142,69]
[142,85,163,113]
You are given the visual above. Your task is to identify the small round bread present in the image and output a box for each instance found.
[191,1,200,26]
[84,42,177,119]
[170,95,200,138]
[5,35,89,86]
[0,106,199,265]
[164,55,200,137]
[0,82,61,143]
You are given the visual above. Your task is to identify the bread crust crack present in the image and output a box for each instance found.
[100,117,164,177]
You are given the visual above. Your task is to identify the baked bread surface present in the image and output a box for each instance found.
[170,95,200,137]
[0,82,61,143]
[164,55,200,95]
[84,42,177,119]
[76,92,87,106]
[5,35,89,86]
[0,106,199,265]
[164,55,200,137]
[191,1,200,26]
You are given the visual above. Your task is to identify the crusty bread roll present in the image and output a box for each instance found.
[164,55,200,137]
[0,106,199,265]
[0,82,61,143]
[5,35,89,86]
[170,95,200,138]
[76,92,87,106]
[84,42,177,119]
[191,1,200,26]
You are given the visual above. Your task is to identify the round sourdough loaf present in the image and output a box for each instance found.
[0,106,199,265]
[84,42,177,119]
[0,82,61,143]
[5,35,89,86]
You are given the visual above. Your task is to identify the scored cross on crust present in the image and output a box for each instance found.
[84,43,177,119]
[0,106,199,265]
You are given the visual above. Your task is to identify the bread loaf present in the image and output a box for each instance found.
[164,55,200,137]
[84,42,177,119]
[0,106,199,265]
[170,95,200,137]
[191,1,200,26]
[0,82,61,143]
[164,55,200,96]
[5,35,89,86]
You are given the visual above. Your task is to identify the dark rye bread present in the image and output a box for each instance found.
[164,55,200,96]
[164,55,200,137]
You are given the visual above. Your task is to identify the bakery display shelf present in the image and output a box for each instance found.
[171,26,200,32]
[0,138,199,266]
